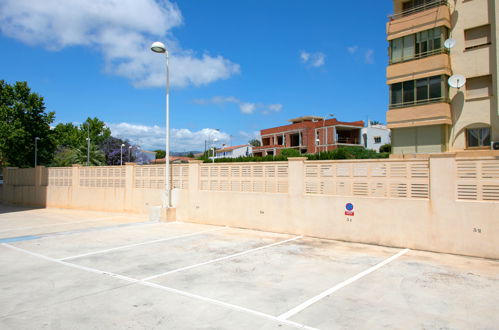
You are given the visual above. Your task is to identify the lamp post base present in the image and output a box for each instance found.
[161,207,176,222]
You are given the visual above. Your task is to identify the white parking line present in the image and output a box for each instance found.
[1,243,317,330]
[60,227,226,261]
[277,248,410,320]
[142,235,303,281]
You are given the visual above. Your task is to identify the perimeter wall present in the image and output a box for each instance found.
[1,156,498,259]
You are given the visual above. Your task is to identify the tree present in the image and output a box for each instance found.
[53,123,84,149]
[369,120,383,126]
[52,145,105,167]
[81,117,111,148]
[0,80,56,167]
[379,144,392,153]
[101,136,135,165]
[154,149,166,159]
[248,139,261,147]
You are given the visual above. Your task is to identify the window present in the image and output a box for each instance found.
[466,75,493,99]
[400,0,445,16]
[467,127,491,148]
[465,25,491,50]
[390,27,447,63]
[374,136,382,144]
[390,75,446,108]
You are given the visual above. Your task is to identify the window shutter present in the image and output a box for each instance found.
[465,25,491,49]
[466,75,492,99]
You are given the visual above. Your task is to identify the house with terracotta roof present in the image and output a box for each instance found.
[253,116,364,156]
[151,156,193,164]
[214,144,253,159]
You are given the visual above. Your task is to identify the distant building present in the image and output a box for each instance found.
[252,116,364,156]
[386,0,498,154]
[214,144,253,159]
[151,156,193,164]
[361,122,391,152]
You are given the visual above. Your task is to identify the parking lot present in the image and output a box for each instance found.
[1,205,498,329]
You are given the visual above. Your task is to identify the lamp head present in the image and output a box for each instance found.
[121,144,125,147]
[151,41,166,53]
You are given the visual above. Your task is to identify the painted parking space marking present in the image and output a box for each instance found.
[59,226,226,261]
[1,243,317,330]
[0,235,42,243]
[142,235,303,281]
[277,248,410,320]
[0,216,120,234]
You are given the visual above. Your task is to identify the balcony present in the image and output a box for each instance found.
[387,101,452,128]
[387,1,450,40]
[387,52,451,84]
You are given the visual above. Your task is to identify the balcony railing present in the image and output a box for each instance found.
[389,96,447,109]
[336,137,360,145]
[389,0,448,20]
[389,47,448,65]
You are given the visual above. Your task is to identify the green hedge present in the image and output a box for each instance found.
[200,146,389,163]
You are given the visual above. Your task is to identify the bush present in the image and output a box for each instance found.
[199,146,389,163]
[279,148,301,157]
[379,144,392,153]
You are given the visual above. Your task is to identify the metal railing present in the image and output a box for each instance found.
[389,96,447,109]
[389,0,448,20]
[389,47,448,65]
[336,137,360,145]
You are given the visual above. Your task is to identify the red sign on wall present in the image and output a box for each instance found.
[345,203,354,216]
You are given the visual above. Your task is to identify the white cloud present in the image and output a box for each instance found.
[107,122,230,151]
[267,104,282,112]
[347,46,358,54]
[0,0,240,88]
[240,103,256,114]
[193,96,282,115]
[364,49,374,64]
[300,51,325,68]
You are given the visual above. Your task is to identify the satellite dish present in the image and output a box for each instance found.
[448,74,466,89]
[444,38,456,49]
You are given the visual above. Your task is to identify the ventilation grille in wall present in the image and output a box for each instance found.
[134,165,188,189]
[304,160,430,199]
[48,167,73,187]
[79,166,126,188]
[456,159,499,201]
[199,163,289,193]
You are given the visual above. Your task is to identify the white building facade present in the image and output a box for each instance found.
[214,144,253,159]
[361,122,391,152]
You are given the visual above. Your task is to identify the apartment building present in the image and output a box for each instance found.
[252,116,364,156]
[386,0,499,154]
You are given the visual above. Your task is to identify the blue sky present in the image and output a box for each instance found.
[0,0,393,152]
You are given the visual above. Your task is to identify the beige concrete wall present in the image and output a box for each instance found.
[2,157,498,259]
[175,157,499,259]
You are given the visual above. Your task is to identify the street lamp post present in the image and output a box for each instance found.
[322,113,334,153]
[86,123,90,166]
[120,144,125,166]
[34,137,40,166]
[211,138,218,163]
[151,41,171,208]
[128,145,132,162]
